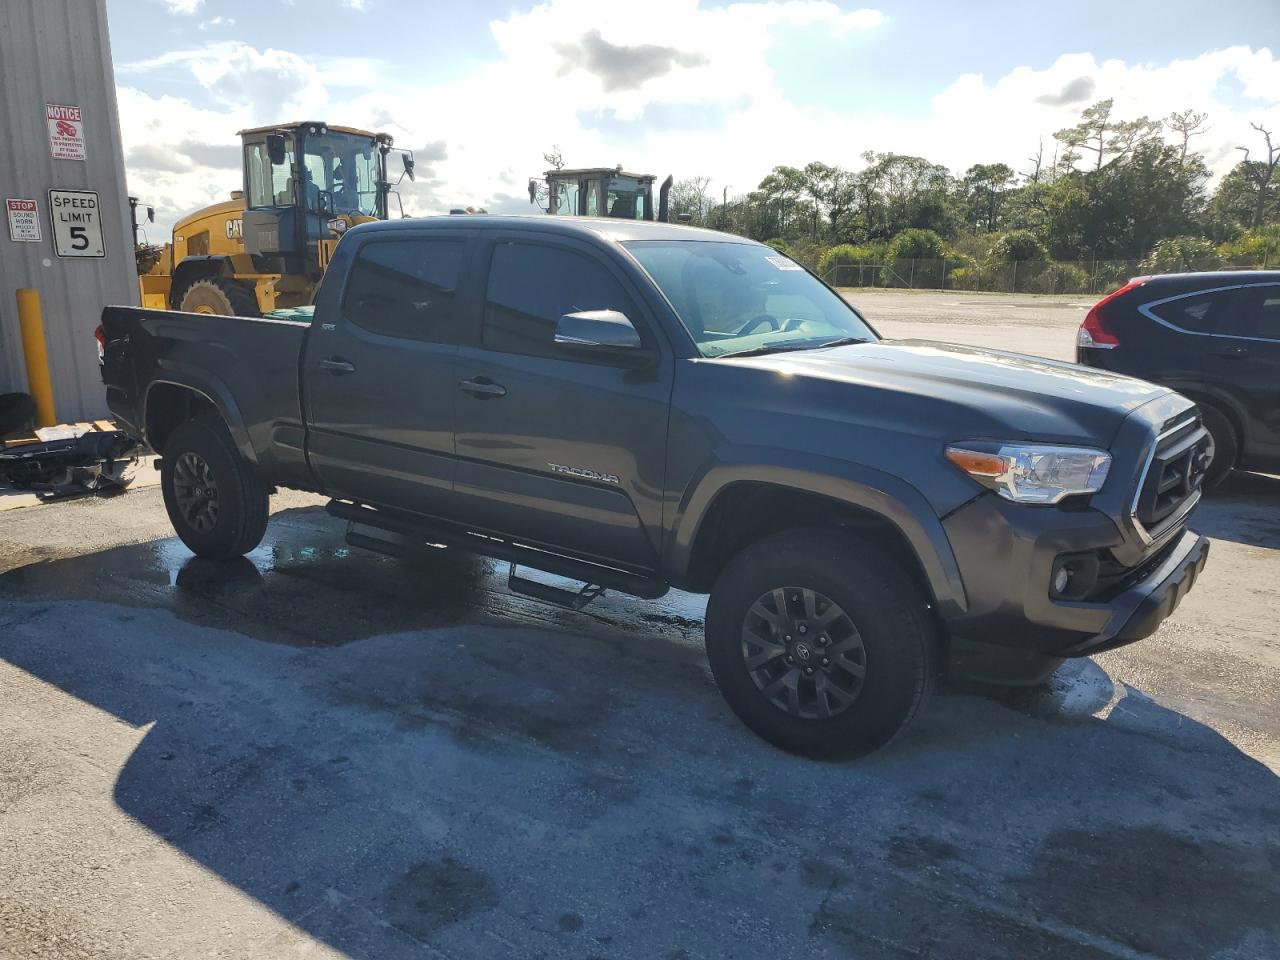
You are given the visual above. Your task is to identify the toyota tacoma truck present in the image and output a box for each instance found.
[99,216,1212,758]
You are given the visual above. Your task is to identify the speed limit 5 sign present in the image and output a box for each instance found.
[48,188,105,258]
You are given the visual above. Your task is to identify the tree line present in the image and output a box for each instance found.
[669,99,1280,286]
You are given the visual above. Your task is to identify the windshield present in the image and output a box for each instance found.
[624,240,877,357]
[300,131,381,218]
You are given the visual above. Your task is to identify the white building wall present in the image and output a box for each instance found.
[0,0,136,422]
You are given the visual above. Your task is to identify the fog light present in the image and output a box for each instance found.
[1053,567,1071,594]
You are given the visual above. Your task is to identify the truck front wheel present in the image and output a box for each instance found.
[705,529,936,759]
[160,413,269,560]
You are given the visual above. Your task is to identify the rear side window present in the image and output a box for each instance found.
[342,239,464,342]
[1146,289,1237,333]
[483,242,636,359]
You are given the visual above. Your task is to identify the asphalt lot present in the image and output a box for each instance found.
[2,290,1278,959]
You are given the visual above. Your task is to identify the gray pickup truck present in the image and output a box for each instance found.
[99,216,1211,757]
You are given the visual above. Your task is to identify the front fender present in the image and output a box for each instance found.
[666,446,968,617]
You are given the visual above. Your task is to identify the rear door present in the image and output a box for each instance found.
[303,230,473,516]
[451,234,673,572]
[1208,283,1280,465]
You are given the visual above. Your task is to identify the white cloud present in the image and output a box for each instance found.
[160,0,203,14]
[341,0,370,10]
[197,16,235,30]
[116,1,1279,238]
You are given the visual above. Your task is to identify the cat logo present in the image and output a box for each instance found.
[225,218,243,240]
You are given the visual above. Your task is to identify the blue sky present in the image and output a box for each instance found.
[106,0,1280,231]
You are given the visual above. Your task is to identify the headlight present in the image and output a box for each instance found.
[945,443,1112,504]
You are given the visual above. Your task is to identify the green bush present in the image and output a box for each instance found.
[1035,262,1091,294]
[1217,225,1280,268]
[818,243,889,286]
[887,228,946,261]
[1139,236,1222,274]
[763,237,793,257]
[948,266,979,290]
[988,229,1049,263]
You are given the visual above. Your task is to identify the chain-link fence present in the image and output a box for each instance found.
[821,259,1262,296]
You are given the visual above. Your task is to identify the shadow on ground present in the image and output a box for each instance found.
[1,506,1278,958]
[1194,470,1280,549]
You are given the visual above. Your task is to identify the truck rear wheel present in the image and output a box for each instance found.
[178,277,260,317]
[161,413,269,560]
[705,529,935,759]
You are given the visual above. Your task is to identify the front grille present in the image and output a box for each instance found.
[1131,414,1211,542]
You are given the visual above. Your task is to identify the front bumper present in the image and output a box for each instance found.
[941,491,1209,656]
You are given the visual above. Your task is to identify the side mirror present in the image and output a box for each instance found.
[146,206,155,223]
[555,310,648,363]
[528,179,539,204]
[266,134,286,166]
[401,152,415,182]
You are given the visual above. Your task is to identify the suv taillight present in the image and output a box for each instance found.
[94,324,106,363]
[1078,278,1146,350]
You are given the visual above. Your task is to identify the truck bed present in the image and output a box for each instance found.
[100,305,312,485]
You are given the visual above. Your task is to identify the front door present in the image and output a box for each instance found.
[303,231,473,516]
[452,235,673,572]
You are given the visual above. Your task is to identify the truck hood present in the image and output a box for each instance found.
[724,339,1169,446]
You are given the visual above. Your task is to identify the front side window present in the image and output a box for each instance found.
[484,242,636,359]
[624,240,876,357]
[341,239,464,342]
[1226,285,1280,340]
[246,140,295,208]
[550,179,579,216]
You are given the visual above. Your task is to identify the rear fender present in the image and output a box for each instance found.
[143,372,256,463]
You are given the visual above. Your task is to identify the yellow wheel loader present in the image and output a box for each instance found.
[139,121,414,316]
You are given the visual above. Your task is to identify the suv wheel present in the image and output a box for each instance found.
[161,413,269,560]
[1198,404,1237,490]
[705,529,936,759]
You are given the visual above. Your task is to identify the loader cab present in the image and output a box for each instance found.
[238,122,394,279]
[534,167,673,222]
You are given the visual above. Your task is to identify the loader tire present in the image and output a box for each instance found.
[178,277,260,317]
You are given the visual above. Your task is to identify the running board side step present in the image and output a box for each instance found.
[326,499,668,602]
[507,564,606,610]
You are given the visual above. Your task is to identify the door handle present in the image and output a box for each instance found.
[458,376,507,398]
[318,357,356,374]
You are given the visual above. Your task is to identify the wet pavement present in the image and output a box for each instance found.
[2,480,1279,959]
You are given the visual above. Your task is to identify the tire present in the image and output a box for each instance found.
[705,529,936,759]
[1199,403,1238,491]
[178,277,260,317]
[160,413,269,560]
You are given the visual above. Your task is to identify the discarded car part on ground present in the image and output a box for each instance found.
[0,428,140,498]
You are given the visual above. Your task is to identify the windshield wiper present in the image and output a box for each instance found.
[713,336,871,359]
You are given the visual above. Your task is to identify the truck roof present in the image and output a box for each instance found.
[351,214,757,245]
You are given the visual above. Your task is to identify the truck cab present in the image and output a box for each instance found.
[531,167,673,222]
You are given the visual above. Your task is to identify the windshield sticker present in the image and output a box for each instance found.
[765,255,803,271]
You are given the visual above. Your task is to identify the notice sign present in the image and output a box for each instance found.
[5,198,41,242]
[48,188,104,257]
[46,103,86,160]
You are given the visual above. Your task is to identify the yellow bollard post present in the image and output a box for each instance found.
[15,288,57,429]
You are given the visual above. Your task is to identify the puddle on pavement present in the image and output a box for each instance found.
[0,506,708,649]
